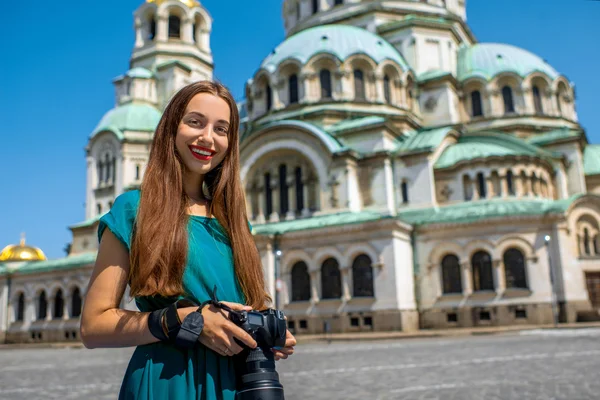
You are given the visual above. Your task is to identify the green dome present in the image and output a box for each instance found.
[435,133,553,169]
[260,25,410,73]
[92,103,162,139]
[458,43,560,81]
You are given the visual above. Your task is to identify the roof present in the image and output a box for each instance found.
[396,126,455,154]
[325,116,387,134]
[458,43,560,81]
[10,252,96,276]
[584,145,600,176]
[417,70,453,83]
[91,102,162,139]
[527,128,582,146]
[242,119,348,154]
[435,132,554,169]
[253,210,390,235]
[260,25,410,73]
[398,196,581,227]
[69,214,103,230]
[126,67,154,79]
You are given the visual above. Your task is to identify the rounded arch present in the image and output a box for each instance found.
[523,72,553,88]
[156,1,188,19]
[464,239,495,261]
[566,196,600,233]
[290,260,311,302]
[313,247,344,269]
[344,54,378,71]
[304,52,343,72]
[344,243,379,269]
[282,249,314,273]
[428,241,464,266]
[12,291,26,322]
[190,7,212,31]
[495,235,536,261]
[552,76,571,92]
[241,127,334,185]
[376,59,407,76]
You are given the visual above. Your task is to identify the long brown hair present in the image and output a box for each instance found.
[129,81,269,309]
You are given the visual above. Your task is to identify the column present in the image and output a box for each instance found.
[516,173,525,198]
[495,260,506,294]
[341,267,351,301]
[310,270,320,303]
[373,73,384,103]
[486,175,495,198]
[501,174,509,198]
[301,177,311,217]
[287,173,296,220]
[471,179,480,201]
[157,15,168,42]
[134,18,144,48]
[462,262,473,296]
[256,188,266,224]
[63,295,70,321]
[299,73,311,103]
[270,173,280,222]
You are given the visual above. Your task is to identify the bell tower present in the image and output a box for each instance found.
[131,0,214,107]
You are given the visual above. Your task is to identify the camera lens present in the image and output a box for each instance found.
[235,347,284,400]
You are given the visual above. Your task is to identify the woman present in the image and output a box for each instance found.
[81,81,296,399]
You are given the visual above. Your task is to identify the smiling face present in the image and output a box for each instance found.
[175,93,231,178]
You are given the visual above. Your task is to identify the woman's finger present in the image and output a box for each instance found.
[223,335,245,355]
[220,301,253,312]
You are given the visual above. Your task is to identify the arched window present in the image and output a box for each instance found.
[504,248,528,289]
[38,292,47,320]
[168,15,181,39]
[502,86,515,114]
[97,160,103,183]
[477,173,487,199]
[441,255,462,294]
[279,164,289,215]
[291,262,311,301]
[321,258,342,299]
[320,69,332,99]
[595,235,600,255]
[53,289,64,319]
[296,1,301,20]
[520,171,529,196]
[401,181,409,204]
[16,293,25,322]
[264,173,273,217]
[584,228,591,255]
[506,170,515,196]
[352,255,374,297]
[556,92,562,114]
[112,157,116,182]
[265,84,272,111]
[149,17,156,40]
[471,90,483,117]
[383,75,391,104]
[472,251,494,291]
[71,288,82,318]
[105,154,111,183]
[312,0,319,14]
[135,164,141,181]
[533,86,543,115]
[354,69,365,100]
[97,204,102,215]
[334,0,343,5]
[289,74,299,104]
[295,167,304,213]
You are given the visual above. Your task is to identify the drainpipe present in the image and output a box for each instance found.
[411,229,422,329]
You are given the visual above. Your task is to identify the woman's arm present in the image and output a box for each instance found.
[80,229,259,352]
[80,229,164,348]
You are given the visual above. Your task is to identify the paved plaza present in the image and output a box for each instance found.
[2,328,600,399]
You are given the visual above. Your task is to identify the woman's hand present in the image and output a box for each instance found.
[197,302,258,357]
[272,329,296,361]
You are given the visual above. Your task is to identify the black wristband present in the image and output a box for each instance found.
[164,299,199,343]
[148,308,169,342]
[175,311,205,349]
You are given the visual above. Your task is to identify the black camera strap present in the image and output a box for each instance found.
[199,285,244,320]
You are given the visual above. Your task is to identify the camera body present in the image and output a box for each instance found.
[229,309,287,349]
[229,308,288,400]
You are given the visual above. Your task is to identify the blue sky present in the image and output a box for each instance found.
[1,0,599,259]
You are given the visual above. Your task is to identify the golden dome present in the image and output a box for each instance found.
[146,0,200,8]
[0,234,46,262]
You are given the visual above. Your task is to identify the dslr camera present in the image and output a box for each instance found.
[229,308,288,400]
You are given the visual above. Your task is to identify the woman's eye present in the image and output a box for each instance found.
[216,126,229,134]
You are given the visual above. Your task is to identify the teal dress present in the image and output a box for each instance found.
[98,190,245,400]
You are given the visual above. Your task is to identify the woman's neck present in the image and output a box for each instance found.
[182,171,204,202]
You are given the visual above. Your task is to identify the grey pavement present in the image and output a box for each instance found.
[1,328,600,399]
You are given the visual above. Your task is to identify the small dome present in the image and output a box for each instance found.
[260,25,410,73]
[458,43,560,81]
[146,0,200,8]
[91,102,162,139]
[0,235,46,262]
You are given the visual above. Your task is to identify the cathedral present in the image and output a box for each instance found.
[2,0,600,343]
